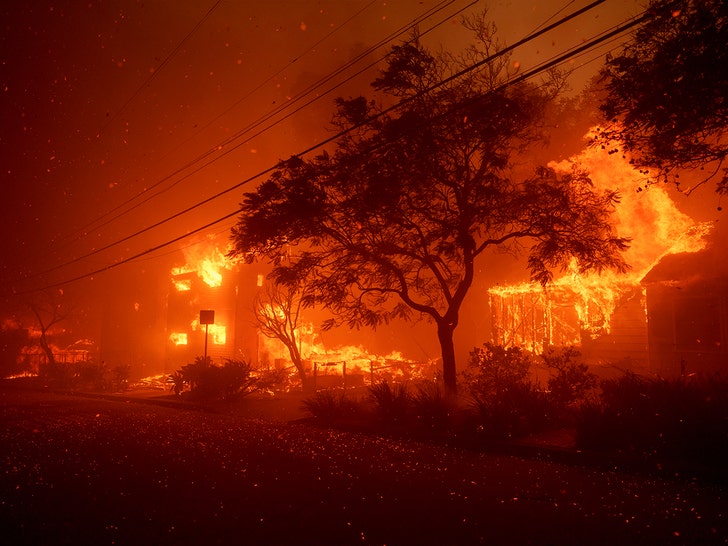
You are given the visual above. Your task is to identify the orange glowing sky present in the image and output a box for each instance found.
[2,0,657,296]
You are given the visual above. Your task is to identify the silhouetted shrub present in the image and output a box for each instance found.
[470,381,553,440]
[464,343,553,440]
[411,381,456,433]
[39,360,75,388]
[168,371,185,395]
[301,390,362,421]
[255,367,293,394]
[541,346,597,409]
[576,372,728,474]
[368,380,411,423]
[465,343,532,401]
[178,357,257,401]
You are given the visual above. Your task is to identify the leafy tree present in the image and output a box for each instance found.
[254,281,312,391]
[229,19,628,392]
[595,0,728,193]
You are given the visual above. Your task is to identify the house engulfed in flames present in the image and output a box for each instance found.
[165,242,436,384]
[166,244,261,371]
[489,270,650,368]
[488,147,727,377]
[489,222,727,376]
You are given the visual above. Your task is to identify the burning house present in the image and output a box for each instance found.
[488,273,649,369]
[164,242,435,385]
[487,145,723,377]
[165,244,261,372]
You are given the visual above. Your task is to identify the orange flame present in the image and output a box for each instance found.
[171,243,233,289]
[191,319,227,345]
[169,332,188,346]
[490,137,712,352]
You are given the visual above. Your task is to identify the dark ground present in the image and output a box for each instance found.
[1,382,726,546]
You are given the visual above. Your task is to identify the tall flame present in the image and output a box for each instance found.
[490,137,711,353]
[171,243,233,289]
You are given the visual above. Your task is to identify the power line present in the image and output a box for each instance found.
[60,0,464,246]
[13,0,648,296]
[29,0,472,278]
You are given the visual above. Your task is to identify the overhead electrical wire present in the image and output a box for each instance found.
[97,0,225,138]
[31,0,475,275]
[13,0,652,296]
[58,0,465,247]
[12,0,627,295]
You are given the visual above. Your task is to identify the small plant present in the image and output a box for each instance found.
[576,372,728,476]
[301,390,361,421]
[464,343,532,401]
[541,346,597,409]
[168,371,185,395]
[464,343,553,440]
[176,357,257,401]
[368,380,411,423]
[411,381,455,433]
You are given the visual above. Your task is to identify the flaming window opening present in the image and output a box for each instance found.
[170,332,188,346]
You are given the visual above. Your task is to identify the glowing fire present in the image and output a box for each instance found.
[170,332,188,346]
[191,319,227,345]
[171,243,233,289]
[489,138,712,353]
[257,319,435,382]
[173,278,192,292]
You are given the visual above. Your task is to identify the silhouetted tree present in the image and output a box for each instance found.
[254,281,312,391]
[27,290,71,370]
[595,0,728,193]
[229,17,628,393]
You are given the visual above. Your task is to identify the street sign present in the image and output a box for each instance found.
[200,310,215,324]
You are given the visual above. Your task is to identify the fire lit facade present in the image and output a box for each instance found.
[641,241,728,376]
[488,280,649,370]
[165,265,262,373]
[489,231,728,377]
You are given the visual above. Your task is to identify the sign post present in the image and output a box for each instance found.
[199,310,215,364]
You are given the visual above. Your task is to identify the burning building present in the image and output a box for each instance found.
[165,243,261,372]
[488,144,722,377]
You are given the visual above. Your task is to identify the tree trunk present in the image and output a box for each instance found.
[437,321,457,394]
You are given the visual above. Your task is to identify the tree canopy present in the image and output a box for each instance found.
[595,0,728,193]
[229,19,628,392]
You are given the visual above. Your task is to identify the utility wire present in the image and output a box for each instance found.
[31,0,473,278]
[14,0,649,296]
[58,0,463,247]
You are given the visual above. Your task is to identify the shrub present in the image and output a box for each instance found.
[576,372,728,473]
[540,346,597,409]
[168,371,185,395]
[301,390,361,421]
[368,380,411,423]
[178,357,257,401]
[465,343,532,401]
[464,343,553,440]
[411,381,455,433]
[471,381,553,440]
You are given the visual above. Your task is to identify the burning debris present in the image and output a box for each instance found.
[167,239,432,386]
